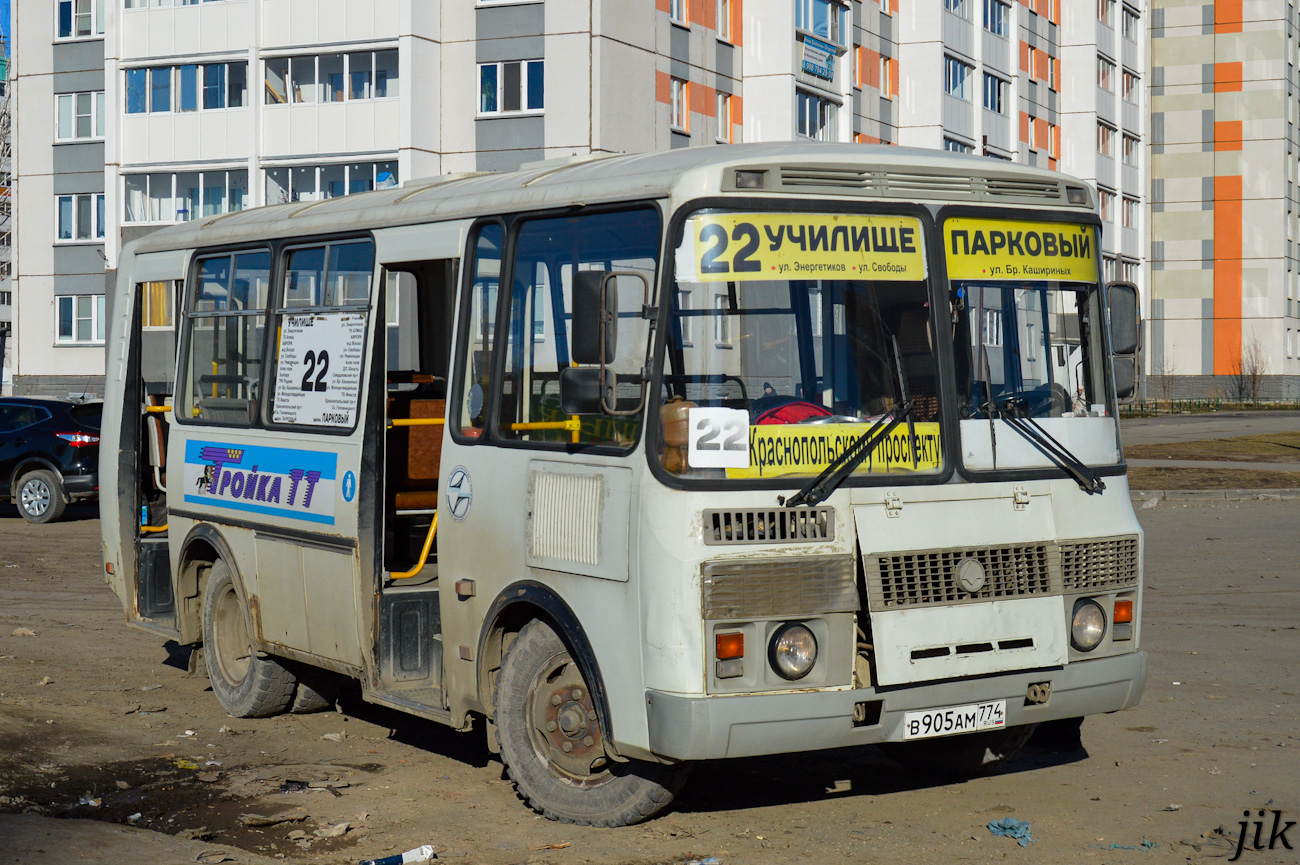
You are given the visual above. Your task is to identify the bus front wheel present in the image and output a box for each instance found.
[202,559,297,718]
[495,619,689,826]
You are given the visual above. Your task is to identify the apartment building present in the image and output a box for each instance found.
[10,0,108,397]
[8,0,1146,395]
[1148,0,1300,398]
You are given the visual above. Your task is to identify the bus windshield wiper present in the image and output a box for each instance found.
[998,398,1105,495]
[781,399,914,508]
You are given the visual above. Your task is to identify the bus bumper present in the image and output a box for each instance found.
[644,650,1146,761]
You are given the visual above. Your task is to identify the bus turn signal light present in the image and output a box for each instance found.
[716,632,744,660]
[1113,600,1133,624]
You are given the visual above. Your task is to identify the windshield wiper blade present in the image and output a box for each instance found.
[781,399,914,509]
[999,398,1105,494]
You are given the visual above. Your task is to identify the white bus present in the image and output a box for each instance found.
[101,142,1146,826]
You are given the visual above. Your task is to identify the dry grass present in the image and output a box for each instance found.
[1126,431,1300,462]
[1127,467,1300,490]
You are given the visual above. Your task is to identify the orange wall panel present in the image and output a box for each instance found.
[655,70,670,104]
[1213,62,1243,93]
[1215,0,1242,33]
[1213,120,1243,151]
[1213,175,1244,374]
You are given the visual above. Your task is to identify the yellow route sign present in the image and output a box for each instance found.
[677,213,927,283]
[725,422,942,479]
[944,217,1098,282]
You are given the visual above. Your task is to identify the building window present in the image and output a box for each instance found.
[796,90,838,141]
[55,295,106,344]
[1122,195,1139,228]
[124,171,249,223]
[796,0,848,45]
[944,137,973,153]
[1121,4,1139,40]
[0,291,12,306]
[945,56,973,100]
[1122,69,1139,103]
[670,78,689,132]
[982,0,1009,35]
[717,0,731,40]
[670,0,687,24]
[945,0,970,19]
[479,60,544,115]
[141,281,180,329]
[1097,55,1115,91]
[127,62,248,114]
[55,91,105,141]
[57,0,104,39]
[56,193,105,242]
[263,52,398,105]
[716,91,732,142]
[1097,122,1115,156]
[1122,133,1140,166]
[713,293,732,347]
[881,56,893,98]
[264,162,398,205]
[1099,188,1115,221]
[982,73,1007,113]
[1098,0,1114,26]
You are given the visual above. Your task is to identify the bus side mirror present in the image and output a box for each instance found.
[1106,281,1140,401]
[1106,281,1140,356]
[572,270,617,365]
[559,367,614,415]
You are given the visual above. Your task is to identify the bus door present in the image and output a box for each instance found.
[103,249,188,635]
[435,210,659,726]
[369,222,467,707]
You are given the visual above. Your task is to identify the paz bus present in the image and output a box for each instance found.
[101,142,1146,826]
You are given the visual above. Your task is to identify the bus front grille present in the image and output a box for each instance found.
[702,555,857,620]
[1060,536,1140,590]
[702,507,834,545]
[865,543,1059,610]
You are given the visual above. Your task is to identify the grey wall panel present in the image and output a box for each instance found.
[716,42,735,80]
[53,40,107,76]
[52,69,105,93]
[121,226,167,246]
[53,170,106,195]
[54,246,107,277]
[476,34,546,63]
[477,3,544,42]
[475,147,545,172]
[50,273,105,294]
[670,24,690,64]
[53,145,107,183]
[475,116,544,171]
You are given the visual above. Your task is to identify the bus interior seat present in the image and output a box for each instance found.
[387,372,445,513]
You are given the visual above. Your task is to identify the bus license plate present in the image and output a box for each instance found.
[902,700,1006,740]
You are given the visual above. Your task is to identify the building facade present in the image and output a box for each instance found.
[9,0,1147,395]
[1148,0,1300,398]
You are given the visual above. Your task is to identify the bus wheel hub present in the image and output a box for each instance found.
[533,669,604,777]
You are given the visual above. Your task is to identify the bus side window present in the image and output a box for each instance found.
[453,223,503,440]
[496,208,660,448]
[180,251,270,425]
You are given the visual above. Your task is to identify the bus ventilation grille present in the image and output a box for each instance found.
[775,168,1064,203]
[866,543,1058,610]
[702,555,857,620]
[702,507,834,545]
[1060,536,1139,591]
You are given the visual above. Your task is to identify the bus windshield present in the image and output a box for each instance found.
[658,209,944,481]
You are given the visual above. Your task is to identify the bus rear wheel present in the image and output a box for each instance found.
[879,723,1037,776]
[495,620,689,827]
[202,559,297,718]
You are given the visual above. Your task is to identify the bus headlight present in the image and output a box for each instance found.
[769,623,818,680]
[1071,599,1107,651]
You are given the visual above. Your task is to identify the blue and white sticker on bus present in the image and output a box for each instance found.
[183,440,338,525]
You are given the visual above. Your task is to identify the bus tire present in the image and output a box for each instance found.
[289,666,338,714]
[17,469,67,524]
[495,619,689,827]
[879,723,1037,776]
[202,559,297,718]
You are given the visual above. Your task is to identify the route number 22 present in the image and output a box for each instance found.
[300,350,330,392]
[687,407,751,469]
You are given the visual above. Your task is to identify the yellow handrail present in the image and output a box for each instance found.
[390,512,437,580]
[389,417,446,427]
[387,417,580,432]
[140,523,169,534]
[144,405,172,414]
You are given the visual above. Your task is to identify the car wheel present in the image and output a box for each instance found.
[202,559,297,718]
[16,469,67,524]
[495,619,690,826]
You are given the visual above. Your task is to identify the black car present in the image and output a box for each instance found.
[0,398,102,523]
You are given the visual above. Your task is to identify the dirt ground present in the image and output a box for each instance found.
[1,499,1297,865]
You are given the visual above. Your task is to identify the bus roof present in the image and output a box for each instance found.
[128,142,1095,256]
